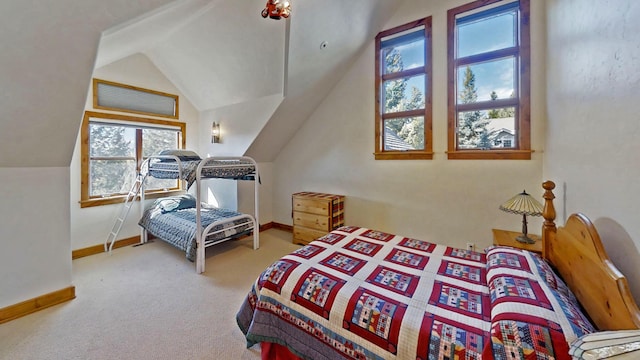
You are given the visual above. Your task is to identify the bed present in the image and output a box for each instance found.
[132,150,259,274]
[138,194,255,263]
[236,181,640,359]
[147,154,257,189]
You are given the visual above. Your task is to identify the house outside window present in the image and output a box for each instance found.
[80,111,186,208]
[375,17,433,160]
[447,0,531,159]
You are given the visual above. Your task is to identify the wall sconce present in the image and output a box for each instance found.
[211,122,221,143]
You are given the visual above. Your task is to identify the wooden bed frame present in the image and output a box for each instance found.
[248,180,640,360]
[541,180,640,330]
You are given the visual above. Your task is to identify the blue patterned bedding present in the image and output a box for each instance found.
[138,200,254,261]
[148,158,256,189]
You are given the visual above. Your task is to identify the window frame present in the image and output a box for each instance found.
[80,111,187,208]
[374,17,433,160]
[93,78,179,119]
[447,0,531,160]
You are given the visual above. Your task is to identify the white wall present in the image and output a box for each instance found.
[238,162,273,226]
[70,53,200,251]
[0,0,182,311]
[70,53,276,250]
[199,94,283,159]
[198,94,283,225]
[0,168,71,308]
[545,0,640,301]
[272,0,547,251]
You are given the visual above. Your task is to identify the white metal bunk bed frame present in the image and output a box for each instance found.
[105,155,260,274]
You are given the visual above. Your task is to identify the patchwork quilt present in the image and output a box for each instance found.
[236,226,595,360]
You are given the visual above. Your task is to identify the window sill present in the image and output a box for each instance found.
[79,189,185,208]
[374,152,434,160]
[446,150,533,160]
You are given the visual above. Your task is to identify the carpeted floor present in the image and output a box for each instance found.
[0,229,300,360]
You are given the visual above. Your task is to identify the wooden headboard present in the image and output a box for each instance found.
[540,180,640,330]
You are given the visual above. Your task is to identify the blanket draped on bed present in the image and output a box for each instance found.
[148,159,256,189]
[237,226,594,360]
[139,203,252,261]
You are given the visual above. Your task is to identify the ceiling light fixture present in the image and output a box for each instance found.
[261,0,291,20]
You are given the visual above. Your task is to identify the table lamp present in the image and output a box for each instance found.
[499,190,543,244]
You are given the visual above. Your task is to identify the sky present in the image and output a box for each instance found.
[387,8,517,104]
[458,10,517,101]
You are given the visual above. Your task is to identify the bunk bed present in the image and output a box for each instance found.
[237,181,640,359]
[107,150,260,274]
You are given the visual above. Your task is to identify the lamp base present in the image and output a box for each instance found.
[515,234,537,244]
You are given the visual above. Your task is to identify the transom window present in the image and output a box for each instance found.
[375,17,432,160]
[447,0,531,159]
[80,111,186,208]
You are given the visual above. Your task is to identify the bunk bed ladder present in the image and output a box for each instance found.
[104,172,148,253]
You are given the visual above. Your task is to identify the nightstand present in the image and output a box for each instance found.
[492,229,542,254]
[292,192,345,245]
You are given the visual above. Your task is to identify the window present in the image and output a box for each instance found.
[93,78,179,119]
[447,0,531,159]
[80,111,186,208]
[375,17,432,160]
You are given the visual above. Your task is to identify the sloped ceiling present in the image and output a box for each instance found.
[97,0,286,111]
[96,0,404,162]
[0,0,176,167]
[246,0,403,162]
[0,0,404,167]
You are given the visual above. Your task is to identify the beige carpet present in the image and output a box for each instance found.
[0,229,300,360]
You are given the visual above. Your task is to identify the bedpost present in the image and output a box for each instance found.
[541,181,557,259]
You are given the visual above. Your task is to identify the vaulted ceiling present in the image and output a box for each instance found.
[0,0,176,167]
[0,0,404,167]
[96,0,403,162]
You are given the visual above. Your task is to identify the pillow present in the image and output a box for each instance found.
[158,149,202,162]
[154,194,197,213]
[486,246,596,358]
[485,245,571,296]
[570,330,640,359]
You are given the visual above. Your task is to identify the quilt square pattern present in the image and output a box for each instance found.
[438,260,485,285]
[344,239,383,257]
[366,266,420,297]
[444,247,486,263]
[239,226,591,360]
[291,268,346,319]
[489,275,552,310]
[490,320,568,360]
[428,281,490,321]
[316,232,346,245]
[549,290,596,337]
[416,313,487,360]
[397,237,437,253]
[290,244,326,259]
[384,248,429,270]
[319,252,367,276]
[258,259,300,294]
[487,251,531,273]
[343,287,407,354]
[336,225,361,233]
[360,229,395,242]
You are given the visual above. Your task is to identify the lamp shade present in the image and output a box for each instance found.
[499,190,543,216]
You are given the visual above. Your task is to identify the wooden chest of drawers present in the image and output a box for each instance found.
[292,192,345,245]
